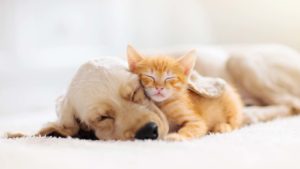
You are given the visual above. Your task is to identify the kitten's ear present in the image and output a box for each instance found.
[127,45,144,72]
[177,49,197,76]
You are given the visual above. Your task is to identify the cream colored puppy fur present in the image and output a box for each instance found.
[8,57,169,140]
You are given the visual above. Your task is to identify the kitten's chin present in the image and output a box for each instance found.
[150,95,168,102]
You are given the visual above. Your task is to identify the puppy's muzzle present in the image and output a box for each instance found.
[135,122,158,140]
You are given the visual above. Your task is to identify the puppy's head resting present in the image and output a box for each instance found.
[64,57,169,140]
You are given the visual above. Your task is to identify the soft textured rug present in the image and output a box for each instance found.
[0,112,299,169]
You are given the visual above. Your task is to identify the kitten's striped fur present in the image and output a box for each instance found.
[127,46,243,141]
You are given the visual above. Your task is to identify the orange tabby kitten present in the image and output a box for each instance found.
[127,45,243,141]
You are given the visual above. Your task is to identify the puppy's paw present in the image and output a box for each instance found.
[36,125,57,137]
[120,76,146,103]
[5,132,27,138]
[164,133,187,141]
[120,84,134,100]
[131,87,146,103]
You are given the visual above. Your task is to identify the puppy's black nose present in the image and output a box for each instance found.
[135,122,158,140]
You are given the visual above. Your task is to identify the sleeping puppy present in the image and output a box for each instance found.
[7,57,169,140]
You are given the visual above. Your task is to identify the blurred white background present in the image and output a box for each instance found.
[1,0,300,116]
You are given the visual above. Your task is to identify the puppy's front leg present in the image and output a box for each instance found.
[6,121,79,139]
[7,96,79,139]
[37,96,80,137]
[6,132,27,138]
[35,121,79,137]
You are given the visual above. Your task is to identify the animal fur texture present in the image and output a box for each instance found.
[127,45,243,141]
[160,44,300,122]
[7,57,169,140]
[7,44,299,141]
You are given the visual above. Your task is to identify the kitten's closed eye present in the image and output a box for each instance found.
[140,74,155,86]
[164,76,177,83]
[141,74,155,81]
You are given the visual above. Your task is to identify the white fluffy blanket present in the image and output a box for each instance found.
[1,112,299,169]
[1,45,300,169]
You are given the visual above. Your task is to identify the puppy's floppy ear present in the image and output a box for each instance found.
[127,45,144,72]
[188,71,226,98]
[177,49,197,76]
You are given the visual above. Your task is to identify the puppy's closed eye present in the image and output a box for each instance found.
[96,109,115,122]
[97,115,113,122]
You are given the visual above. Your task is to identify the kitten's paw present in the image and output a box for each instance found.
[213,123,232,133]
[164,133,187,141]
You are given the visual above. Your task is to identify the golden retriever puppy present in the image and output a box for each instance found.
[8,57,169,140]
